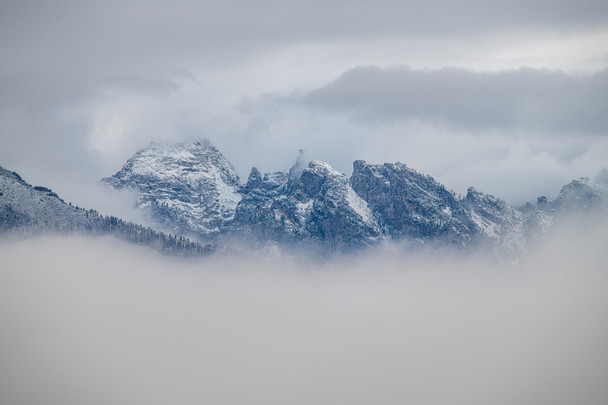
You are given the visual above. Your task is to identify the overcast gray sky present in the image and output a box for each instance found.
[1,0,608,210]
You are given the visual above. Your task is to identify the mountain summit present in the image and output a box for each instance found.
[103,140,241,239]
[103,139,607,259]
[233,160,381,253]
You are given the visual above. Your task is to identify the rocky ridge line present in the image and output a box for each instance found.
[103,139,608,258]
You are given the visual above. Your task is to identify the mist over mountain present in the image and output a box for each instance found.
[102,139,608,261]
[1,215,607,405]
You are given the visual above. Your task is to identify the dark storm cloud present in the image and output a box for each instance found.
[295,66,608,134]
[1,0,607,74]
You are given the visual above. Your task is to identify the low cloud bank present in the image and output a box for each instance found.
[1,219,607,405]
[297,66,608,134]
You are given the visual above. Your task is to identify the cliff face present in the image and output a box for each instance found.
[232,161,380,252]
[350,160,476,248]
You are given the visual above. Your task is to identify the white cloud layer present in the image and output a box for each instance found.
[1,216,607,405]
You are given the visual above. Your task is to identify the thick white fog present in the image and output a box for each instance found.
[1,219,607,405]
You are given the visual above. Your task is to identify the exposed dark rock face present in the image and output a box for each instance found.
[232,161,380,253]
[232,169,298,245]
[351,160,476,248]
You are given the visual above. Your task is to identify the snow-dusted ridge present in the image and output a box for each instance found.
[101,139,607,258]
[0,165,211,256]
[103,140,241,238]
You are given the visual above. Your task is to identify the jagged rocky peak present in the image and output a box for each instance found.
[243,167,290,196]
[300,160,340,197]
[232,159,380,252]
[465,186,509,213]
[556,177,603,212]
[351,159,444,203]
[299,160,381,249]
[244,167,263,191]
[300,160,377,225]
[463,186,525,256]
[351,160,475,244]
[105,139,239,187]
[102,139,242,237]
[465,186,481,199]
[99,139,607,260]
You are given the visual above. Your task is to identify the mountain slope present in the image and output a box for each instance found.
[463,187,527,260]
[351,160,476,248]
[102,140,241,239]
[0,166,211,256]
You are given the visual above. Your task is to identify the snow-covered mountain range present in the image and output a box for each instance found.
[102,139,608,259]
[1,138,605,260]
[0,166,211,256]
